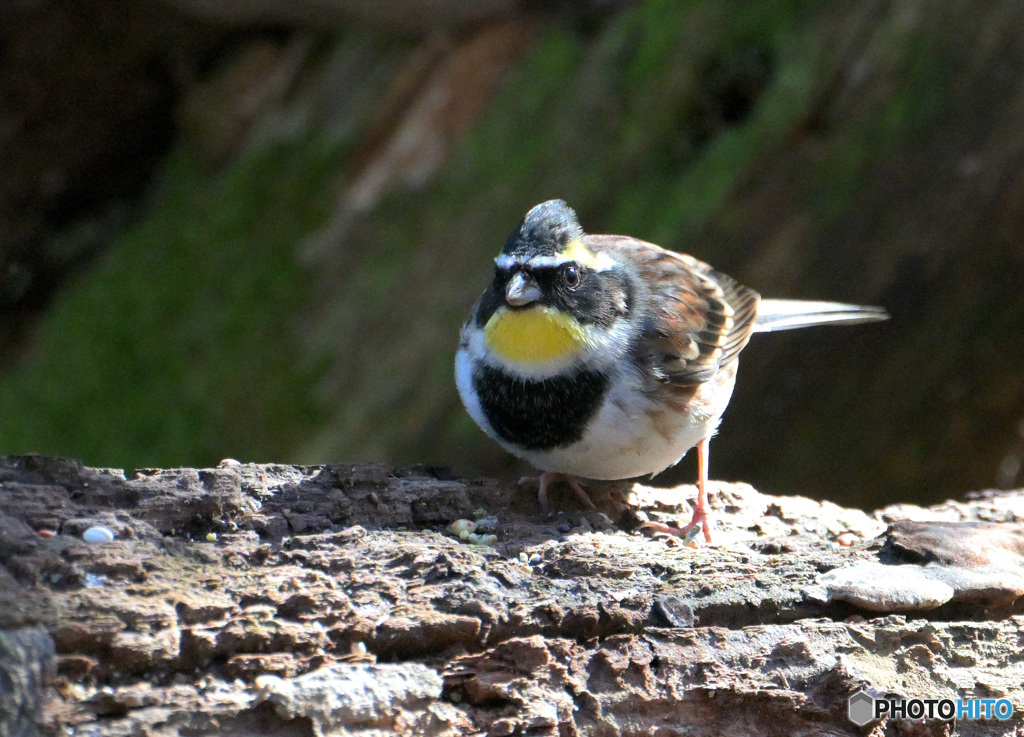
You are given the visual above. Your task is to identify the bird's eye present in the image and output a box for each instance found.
[561,264,580,288]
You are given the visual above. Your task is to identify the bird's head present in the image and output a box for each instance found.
[473,201,632,377]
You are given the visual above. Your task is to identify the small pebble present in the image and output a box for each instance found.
[518,552,530,564]
[813,562,955,611]
[475,515,499,532]
[681,525,703,544]
[206,532,218,542]
[37,529,57,538]
[219,458,241,467]
[836,532,857,547]
[82,526,115,544]
[479,534,498,545]
[254,674,288,696]
[556,522,571,534]
[350,641,367,656]
[84,573,107,588]
[450,519,477,535]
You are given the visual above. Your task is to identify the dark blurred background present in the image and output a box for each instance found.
[2,0,1023,510]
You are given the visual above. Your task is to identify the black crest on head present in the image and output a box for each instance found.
[502,200,584,259]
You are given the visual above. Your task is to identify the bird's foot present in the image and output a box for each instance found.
[637,497,713,544]
[678,502,713,543]
[521,472,597,513]
[637,519,705,544]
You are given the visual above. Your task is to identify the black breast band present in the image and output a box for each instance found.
[473,364,609,450]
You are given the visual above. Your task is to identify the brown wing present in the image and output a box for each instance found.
[586,234,760,386]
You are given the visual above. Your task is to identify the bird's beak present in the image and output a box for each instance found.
[505,271,542,307]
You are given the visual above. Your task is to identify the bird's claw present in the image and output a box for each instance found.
[522,472,597,513]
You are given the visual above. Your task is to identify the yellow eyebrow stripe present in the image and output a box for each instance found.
[561,239,604,269]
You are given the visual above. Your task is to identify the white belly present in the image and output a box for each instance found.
[517,364,738,480]
[457,335,739,481]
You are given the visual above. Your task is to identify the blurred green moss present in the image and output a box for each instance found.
[0,0,975,504]
[0,139,346,468]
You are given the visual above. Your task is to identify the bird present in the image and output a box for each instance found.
[455,200,888,543]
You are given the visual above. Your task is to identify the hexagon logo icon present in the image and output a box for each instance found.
[848,690,875,726]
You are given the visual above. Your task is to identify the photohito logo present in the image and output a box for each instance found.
[848,690,1014,726]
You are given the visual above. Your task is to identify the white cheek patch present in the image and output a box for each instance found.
[584,318,634,364]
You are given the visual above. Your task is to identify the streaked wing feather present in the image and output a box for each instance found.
[586,235,760,386]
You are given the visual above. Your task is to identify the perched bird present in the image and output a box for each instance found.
[455,200,888,542]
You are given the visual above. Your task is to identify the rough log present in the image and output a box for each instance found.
[1,455,1022,736]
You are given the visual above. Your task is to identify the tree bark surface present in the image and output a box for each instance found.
[1,455,1022,736]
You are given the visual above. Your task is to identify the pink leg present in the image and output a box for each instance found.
[677,436,712,543]
[637,436,714,543]
[538,472,597,513]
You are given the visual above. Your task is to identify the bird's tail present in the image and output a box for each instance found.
[753,299,889,333]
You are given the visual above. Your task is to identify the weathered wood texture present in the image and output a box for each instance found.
[1,455,1022,736]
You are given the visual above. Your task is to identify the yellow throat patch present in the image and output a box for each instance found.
[484,307,586,365]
